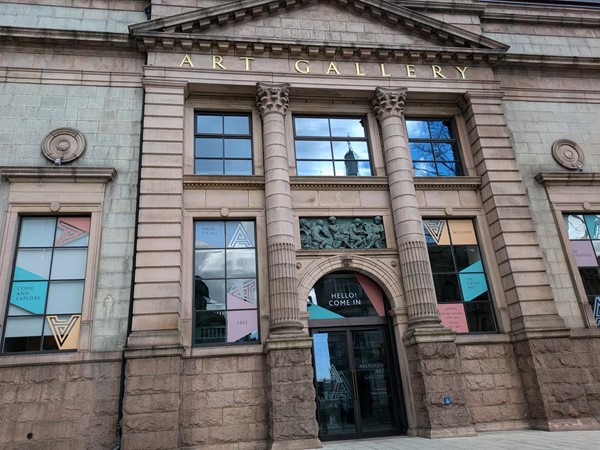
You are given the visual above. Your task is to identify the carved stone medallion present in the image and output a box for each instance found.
[41,128,86,163]
[551,139,584,170]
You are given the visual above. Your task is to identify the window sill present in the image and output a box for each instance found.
[1,166,116,183]
[414,176,482,190]
[183,174,265,189]
[187,343,263,358]
[454,333,509,345]
[290,176,389,190]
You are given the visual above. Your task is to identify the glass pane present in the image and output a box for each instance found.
[295,117,330,136]
[224,115,249,135]
[195,138,223,158]
[43,314,81,350]
[226,222,255,248]
[352,329,396,434]
[227,279,257,309]
[9,281,48,315]
[50,248,88,280]
[410,142,433,162]
[195,222,225,248]
[197,279,226,310]
[332,141,369,160]
[46,281,84,314]
[19,217,56,248]
[433,143,457,162]
[357,161,372,176]
[226,249,256,278]
[227,310,259,343]
[224,138,251,158]
[454,246,482,271]
[297,160,335,176]
[4,316,43,337]
[14,249,52,281]
[565,214,589,240]
[428,246,454,272]
[429,120,453,139]
[224,159,252,175]
[330,118,365,137]
[433,274,461,302]
[437,162,458,176]
[585,215,600,239]
[295,140,332,160]
[194,277,226,310]
[413,161,437,177]
[197,115,222,134]
[55,217,90,247]
[579,268,600,295]
[8,304,34,316]
[195,159,223,175]
[449,220,477,245]
[314,331,357,437]
[194,310,226,344]
[406,120,430,138]
[464,301,496,332]
[195,249,225,278]
[459,272,489,301]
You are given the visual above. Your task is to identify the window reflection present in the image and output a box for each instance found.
[406,119,463,176]
[294,116,372,177]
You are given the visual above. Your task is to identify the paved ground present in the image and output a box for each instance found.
[317,430,600,449]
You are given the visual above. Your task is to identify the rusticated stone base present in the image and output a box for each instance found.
[265,334,321,450]
[514,333,600,431]
[122,355,183,450]
[403,328,476,438]
[0,357,121,450]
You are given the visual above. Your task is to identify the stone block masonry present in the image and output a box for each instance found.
[0,359,121,450]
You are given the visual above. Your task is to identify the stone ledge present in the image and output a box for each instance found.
[536,171,600,186]
[183,174,265,190]
[0,350,123,368]
[187,344,263,358]
[455,333,510,345]
[1,166,116,183]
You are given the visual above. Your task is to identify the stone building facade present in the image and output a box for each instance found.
[2,0,600,449]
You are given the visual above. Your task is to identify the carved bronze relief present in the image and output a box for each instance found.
[299,216,385,250]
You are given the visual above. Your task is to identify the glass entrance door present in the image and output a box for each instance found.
[312,327,399,440]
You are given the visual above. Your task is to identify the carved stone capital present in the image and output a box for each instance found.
[256,82,290,117]
[371,87,407,121]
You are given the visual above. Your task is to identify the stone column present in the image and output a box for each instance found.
[371,87,441,329]
[256,83,320,449]
[372,87,475,438]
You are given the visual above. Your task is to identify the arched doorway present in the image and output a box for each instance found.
[308,271,407,441]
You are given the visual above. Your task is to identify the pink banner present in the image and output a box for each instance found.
[438,304,469,333]
[356,274,385,317]
[227,310,257,342]
[571,240,598,267]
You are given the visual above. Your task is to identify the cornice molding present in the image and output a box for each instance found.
[414,176,482,190]
[183,174,265,190]
[0,26,134,48]
[0,166,116,183]
[535,172,600,186]
[290,176,389,190]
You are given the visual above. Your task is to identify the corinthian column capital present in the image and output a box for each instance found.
[371,87,407,121]
[256,82,290,117]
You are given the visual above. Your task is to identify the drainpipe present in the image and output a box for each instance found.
[113,56,147,450]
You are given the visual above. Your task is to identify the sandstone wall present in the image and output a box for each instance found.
[0,359,121,450]
[457,342,529,431]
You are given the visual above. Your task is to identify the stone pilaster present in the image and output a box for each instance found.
[257,83,320,449]
[461,91,598,431]
[372,87,475,437]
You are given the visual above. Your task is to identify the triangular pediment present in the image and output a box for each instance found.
[130,0,508,63]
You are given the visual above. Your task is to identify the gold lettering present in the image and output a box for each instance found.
[432,65,446,78]
[455,66,468,79]
[179,54,194,68]
[294,60,310,74]
[212,55,226,70]
[355,62,365,76]
[380,64,391,77]
[326,62,340,75]
[406,64,416,78]
[240,57,254,71]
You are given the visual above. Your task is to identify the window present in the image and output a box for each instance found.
[194,113,253,175]
[406,119,463,176]
[564,214,600,325]
[294,116,372,176]
[2,217,90,353]
[194,220,259,345]
[423,219,497,333]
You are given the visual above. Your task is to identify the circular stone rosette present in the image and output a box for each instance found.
[41,128,86,163]
[551,139,584,170]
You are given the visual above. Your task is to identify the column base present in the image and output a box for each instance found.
[269,437,322,450]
